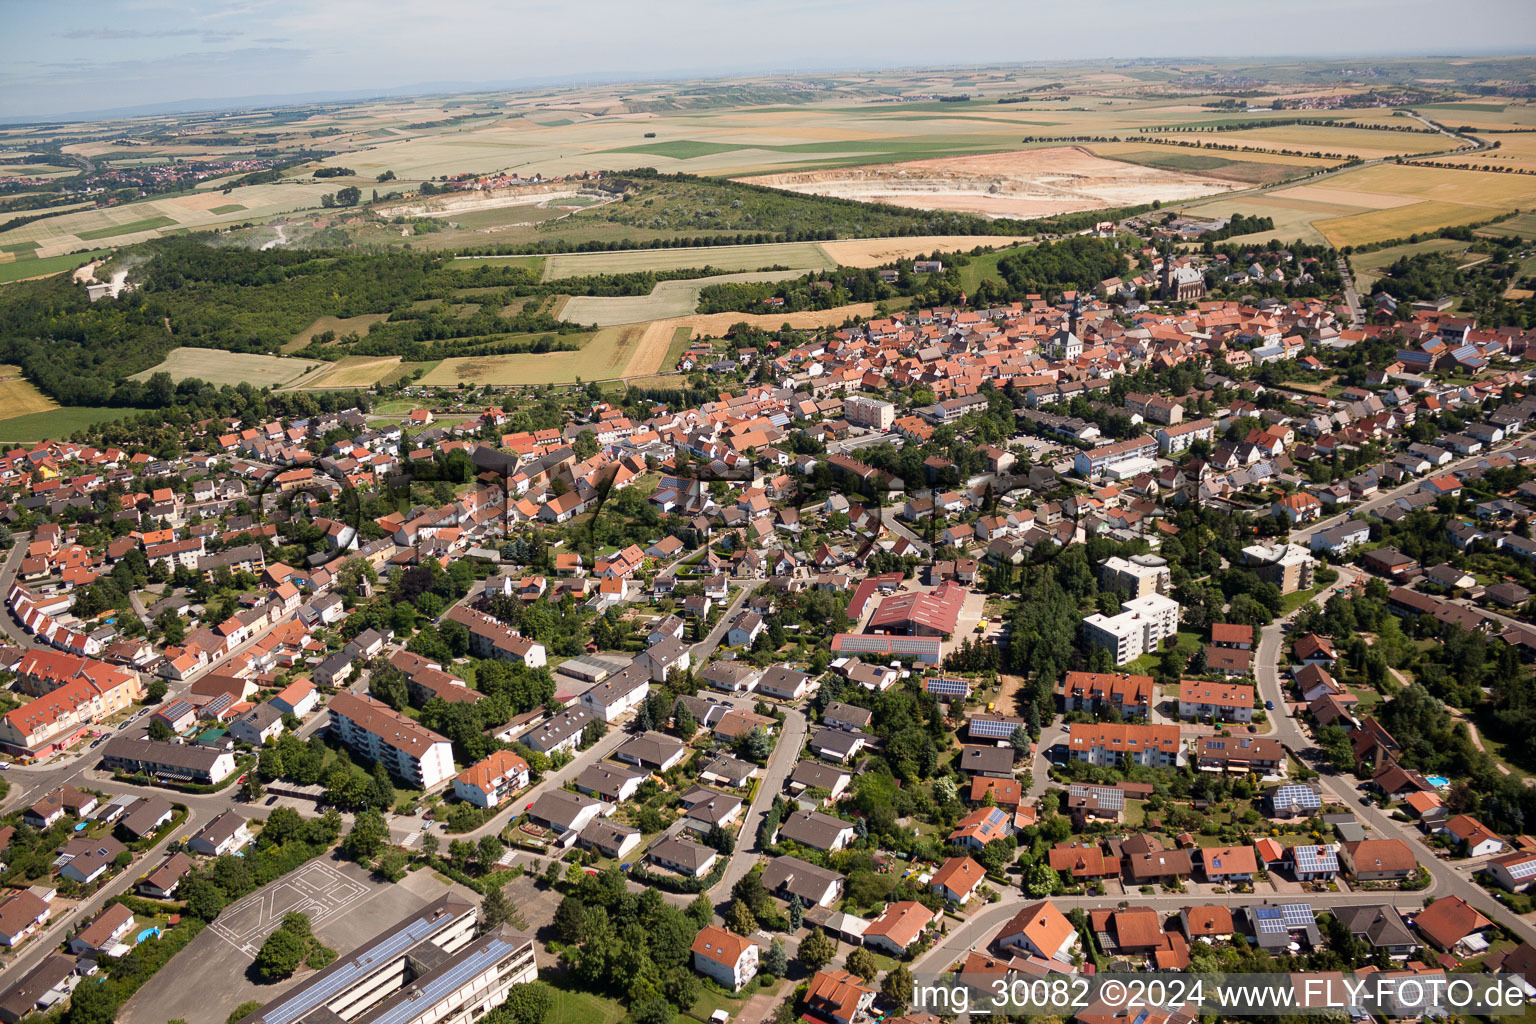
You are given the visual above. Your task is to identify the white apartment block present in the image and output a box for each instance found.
[1081,594,1179,665]
[1156,418,1217,455]
[326,691,456,789]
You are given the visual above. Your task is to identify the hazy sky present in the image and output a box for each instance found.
[3,0,1534,120]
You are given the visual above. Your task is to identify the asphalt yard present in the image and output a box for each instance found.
[118,857,463,1024]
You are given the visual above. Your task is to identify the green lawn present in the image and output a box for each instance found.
[547,985,625,1024]
[0,405,149,440]
[606,141,752,160]
[77,215,177,240]
[209,204,246,215]
[957,247,1026,293]
[1280,585,1324,614]
[1123,630,1203,676]
[0,248,112,285]
[690,983,757,1021]
[663,325,694,368]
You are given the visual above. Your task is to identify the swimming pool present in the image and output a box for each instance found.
[1426,775,1451,788]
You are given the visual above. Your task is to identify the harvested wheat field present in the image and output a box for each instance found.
[420,325,647,386]
[819,235,1031,267]
[537,241,836,280]
[129,348,324,388]
[418,303,881,386]
[0,365,59,422]
[301,356,405,388]
[739,146,1241,219]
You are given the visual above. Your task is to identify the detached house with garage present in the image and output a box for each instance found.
[993,900,1080,962]
[1340,839,1419,882]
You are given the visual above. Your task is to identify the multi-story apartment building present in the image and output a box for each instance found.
[842,395,896,431]
[1123,392,1184,425]
[1241,543,1316,595]
[1072,436,1159,480]
[1099,555,1171,599]
[1056,671,1154,718]
[1155,418,1217,455]
[443,605,547,668]
[1177,680,1255,723]
[512,706,597,756]
[452,749,530,809]
[1081,594,1179,664]
[691,925,759,991]
[327,692,456,789]
[1067,723,1184,768]
[0,655,143,757]
[236,897,536,1024]
[101,736,237,785]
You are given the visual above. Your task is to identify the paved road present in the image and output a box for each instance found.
[0,535,34,648]
[1289,437,1520,550]
[913,884,1438,975]
[1337,257,1365,328]
[0,795,211,986]
[711,707,807,899]
[928,549,1536,976]
[880,506,932,555]
[456,580,764,842]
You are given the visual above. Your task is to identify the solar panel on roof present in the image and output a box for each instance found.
[926,678,969,695]
[259,910,459,1024]
[1281,904,1315,927]
[1253,907,1287,934]
[1273,784,1321,807]
[369,938,519,1024]
[1292,846,1338,874]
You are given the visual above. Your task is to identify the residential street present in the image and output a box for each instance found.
[711,707,807,899]
[0,796,211,986]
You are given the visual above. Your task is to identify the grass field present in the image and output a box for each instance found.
[77,215,177,240]
[1481,211,1536,239]
[209,204,245,215]
[536,241,838,280]
[1351,237,1476,288]
[560,269,812,326]
[0,406,149,441]
[662,325,693,369]
[129,348,325,387]
[0,248,112,285]
[0,365,59,421]
[546,986,624,1024]
[283,313,391,353]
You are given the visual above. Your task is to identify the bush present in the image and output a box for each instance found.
[228,1002,263,1024]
